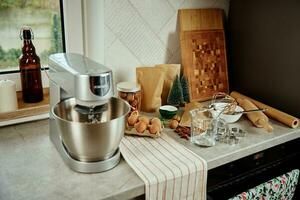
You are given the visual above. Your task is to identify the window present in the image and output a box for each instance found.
[0,0,64,73]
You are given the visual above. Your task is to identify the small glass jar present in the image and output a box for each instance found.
[117,82,141,113]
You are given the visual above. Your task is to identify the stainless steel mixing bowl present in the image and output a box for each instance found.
[52,97,130,162]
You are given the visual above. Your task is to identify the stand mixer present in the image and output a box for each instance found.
[49,53,130,173]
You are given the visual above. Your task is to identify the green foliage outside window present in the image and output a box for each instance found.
[0,0,59,10]
[0,0,63,71]
[40,14,63,62]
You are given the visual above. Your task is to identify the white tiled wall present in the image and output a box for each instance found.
[104,0,229,83]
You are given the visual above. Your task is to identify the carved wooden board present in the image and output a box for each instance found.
[179,9,229,101]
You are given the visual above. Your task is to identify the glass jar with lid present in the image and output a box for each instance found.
[117,82,141,113]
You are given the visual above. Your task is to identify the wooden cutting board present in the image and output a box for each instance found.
[179,9,229,101]
[179,9,224,31]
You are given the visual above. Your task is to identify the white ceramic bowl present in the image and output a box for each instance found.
[211,102,244,123]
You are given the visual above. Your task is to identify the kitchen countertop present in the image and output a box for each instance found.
[0,117,299,200]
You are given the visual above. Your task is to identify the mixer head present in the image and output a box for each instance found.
[49,53,114,105]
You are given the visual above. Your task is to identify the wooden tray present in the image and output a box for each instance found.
[125,122,163,138]
[125,126,161,138]
[0,88,49,126]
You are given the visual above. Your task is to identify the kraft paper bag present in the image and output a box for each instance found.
[136,67,164,112]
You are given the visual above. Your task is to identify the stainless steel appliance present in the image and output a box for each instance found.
[49,53,130,173]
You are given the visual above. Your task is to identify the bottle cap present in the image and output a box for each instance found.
[20,26,34,40]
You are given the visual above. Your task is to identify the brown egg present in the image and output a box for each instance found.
[138,116,150,125]
[127,93,134,102]
[128,114,138,126]
[151,118,161,125]
[134,121,147,133]
[148,124,160,134]
[172,115,181,122]
[127,110,139,126]
[130,110,139,117]
[169,120,179,129]
[150,118,162,131]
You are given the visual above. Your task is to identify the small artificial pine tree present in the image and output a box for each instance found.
[167,75,184,106]
[181,75,190,103]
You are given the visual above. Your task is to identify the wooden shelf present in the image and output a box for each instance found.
[0,88,49,125]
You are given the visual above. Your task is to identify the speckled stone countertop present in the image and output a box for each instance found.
[0,118,299,200]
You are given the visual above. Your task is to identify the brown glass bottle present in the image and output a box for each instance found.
[19,27,43,103]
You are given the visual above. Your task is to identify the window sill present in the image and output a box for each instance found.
[0,88,49,127]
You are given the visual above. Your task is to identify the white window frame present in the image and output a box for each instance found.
[82,0,105,64]
[0,0,106,126]
[0,0,85,91]
[63,0,84,55]
[0,0,105,91]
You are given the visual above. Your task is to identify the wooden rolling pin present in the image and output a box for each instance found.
[231,91,299,128]
[237,98,273,132]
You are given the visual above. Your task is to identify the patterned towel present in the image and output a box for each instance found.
[120,134,207,200]
[229,169,299,200]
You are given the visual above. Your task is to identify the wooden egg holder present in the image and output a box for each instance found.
[125,116,164,138]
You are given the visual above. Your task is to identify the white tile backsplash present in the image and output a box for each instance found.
[105,0,171,66]
[104,0,229,83]
[104,26,117,51]
[181,0,217,9]
[128,0,175,33]
[168,0,186,10]
[105,38,141,82]
[158,13,180,55]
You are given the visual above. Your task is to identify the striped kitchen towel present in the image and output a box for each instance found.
[120,134,207,200]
